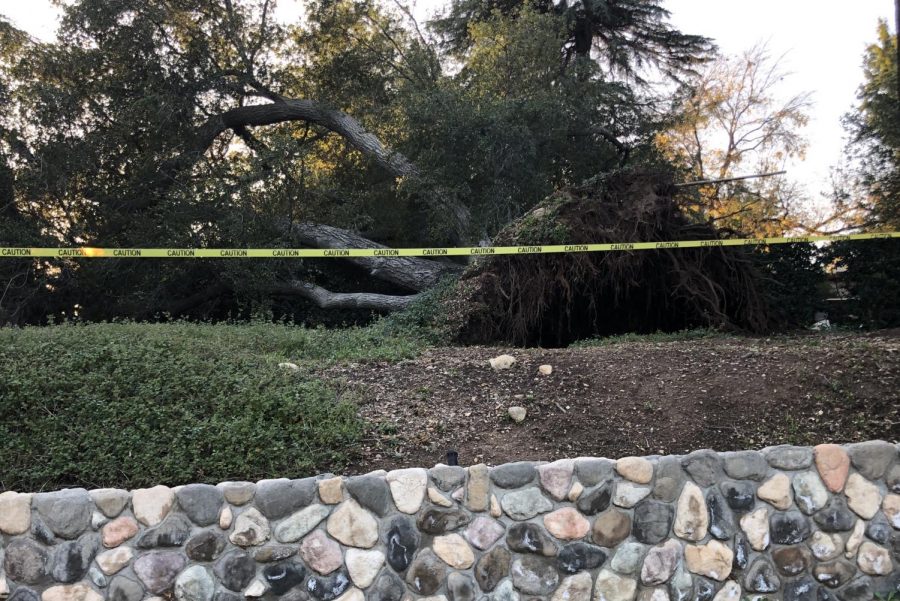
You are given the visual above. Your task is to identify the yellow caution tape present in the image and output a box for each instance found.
[0,232,897,259]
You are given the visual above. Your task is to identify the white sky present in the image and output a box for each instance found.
[2,0,895,201]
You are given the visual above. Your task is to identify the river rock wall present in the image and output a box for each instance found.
[1,442,899,601]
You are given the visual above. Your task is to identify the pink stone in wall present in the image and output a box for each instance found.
[299,530,343,575]
[543,507,590,540]
[814,444,850,493]
[537,459,574,501]
[102,516,139,548]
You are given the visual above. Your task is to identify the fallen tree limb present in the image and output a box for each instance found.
[285,221,462,292]
[270,280,418,311]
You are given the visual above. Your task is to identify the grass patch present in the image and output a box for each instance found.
[570,328,723,347]
[0,320,423,490]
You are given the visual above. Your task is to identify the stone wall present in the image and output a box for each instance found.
[1,442,899,601]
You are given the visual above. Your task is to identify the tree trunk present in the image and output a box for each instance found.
[270,280,418,311]
[284,221,462,292]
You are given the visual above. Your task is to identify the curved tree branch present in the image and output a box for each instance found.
[270,280,418,311]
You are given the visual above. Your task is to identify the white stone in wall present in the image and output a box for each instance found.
[41,583,103,601]
[684,540,733,581]
[96,547,134,575]
[756,474,791,510]
[229,508,270,546]
[809,531,843,560]
[433,534,475,569]
[856,541,893,575]
[551,572,592,601]
[739,508,770,551]
[326,499,378,548]
[884,493,900,528]
[844,519,866,559]
[132,485,174,526]
[844,473,882,519]
[318,477,344,504]
[673,482,708,541]
[218,506,232,530]
[791,472,828,514]
[0,492,32,535]
[427,486,453,508]
[616,457,653,484]
[711,581,741,601]
[345,548,385,588]
[613,482,651,508]
[243,579,267,597]
[593,569,637,601]
[386,468,428,514]
[274,505,330,542]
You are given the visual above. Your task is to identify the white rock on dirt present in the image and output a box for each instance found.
[508,407,527,423]
[538,365,553,375]
[489,355,516,370]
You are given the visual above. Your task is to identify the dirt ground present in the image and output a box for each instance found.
[320,331,900,473]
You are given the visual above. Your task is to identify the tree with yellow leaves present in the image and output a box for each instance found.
[657,44,812,236]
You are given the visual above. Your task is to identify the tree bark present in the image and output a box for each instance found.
[270,280,418,311]
[148,98,472,238]
[284,221,462,292]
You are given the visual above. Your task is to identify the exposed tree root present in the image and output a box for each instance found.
[440,170,771,346]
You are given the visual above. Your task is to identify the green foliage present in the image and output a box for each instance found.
[570,328,721,347]
[0,321,421,489]
[754,244,827,328]
[826,239,900,329]
[842,20,900,227]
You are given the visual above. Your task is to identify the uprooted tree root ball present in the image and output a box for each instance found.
[441,170,772,346]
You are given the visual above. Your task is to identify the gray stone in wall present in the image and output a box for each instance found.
[840,575,874,601]
[184,531,226,561]
[90,489,131,518]
[34,489,92,540]
[489,462,536,488]
[632,500,673,544]
[681,450,724,487]
[694,577,717,601]
[814,498,856,532]
[652,456,686,503]
[719,480,756,512]
[31,517,56,546]
[706,491,735,540]
[212,592,242,601]
[575,481,612,515]
[498,488,552,521]
[255,478,317,520]
[765,445,813,470]
[88,566,108,588]
[49,533,99,583]
[557,542,606,574]
[887,463,900,493]
[770,510,812,545]
[213,550,256,592]
[132,551,187,594]
[510,555,559,595]
[732,533,750,570]
[251,545,297,563]
[782,577,818,601]
[369,572,405,601]
[744,557,780,592]
[385,515,419,572]
[429,465,466,492]
[405,549,446,596]
[135,514,193,548]
[847,440,896,480]
[262,561,306,595]
[574,457,615,487]
[344,475,392,517]
[447,572,476,601]
[866,516,891,545]
[216,481,256,506]
[4,539,48,584]
[175,484,223,527]
[505,523,557,557]
[723,451,769,481]
[8,587,39,601]
[772,545,812,577]
[814,559,856,588]
[107,576,143,601]
[475,546,511,592]
[417,507,471,534]
[174,567,215,601]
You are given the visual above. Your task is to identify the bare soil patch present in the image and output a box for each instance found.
[320,331,900,473]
